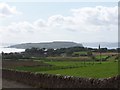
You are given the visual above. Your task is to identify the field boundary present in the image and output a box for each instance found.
[2,69,120,88]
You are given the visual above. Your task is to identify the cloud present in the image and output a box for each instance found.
[71,6,118,26]
[0,6,118,43]
[48,15,74,26]
[0,3,22,18]
[5,21,34,33]
[34,19,48,28]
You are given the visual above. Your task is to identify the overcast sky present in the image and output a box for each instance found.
[0,1,118,44]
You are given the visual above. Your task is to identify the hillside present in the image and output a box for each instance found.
[8,41,83,49]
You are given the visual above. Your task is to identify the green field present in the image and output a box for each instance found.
[72,51,87,55]
[42,62,118,78]
[95,55,108,59]
[14,59,118,78]
[15,61,88,72]
[9,53,118,78]
[46,57,90,61]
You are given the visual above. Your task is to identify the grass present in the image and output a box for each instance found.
[42,62,118,78]
[11,54,119,78]
[46,57,90,61]
[72,51,87,55]
[15,61,91,72]
[15,66,62,72]
[95,55,108,59]
[14,60,118,78]
[45,61,84,66]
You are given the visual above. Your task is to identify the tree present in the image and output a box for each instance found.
[46,48,55,56]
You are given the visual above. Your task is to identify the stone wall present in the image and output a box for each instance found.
[2,69,120,88]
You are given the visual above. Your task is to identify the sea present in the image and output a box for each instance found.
[0,46,25,53]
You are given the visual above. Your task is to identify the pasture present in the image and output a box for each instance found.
[13,61,118,78]
[42,61,118,78]
[3,52,118,78]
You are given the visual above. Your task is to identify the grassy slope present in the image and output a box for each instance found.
[14,54,118,78]
[15,60,118,78]
[45,61,86,66]
[42,62,118,78]
[95,55,108,59]
[15,61,88,72]
[72,51,87,55]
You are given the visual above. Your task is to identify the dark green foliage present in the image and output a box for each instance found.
[24,46,86,57]
[2,47,118,60]
[2,52,29,60]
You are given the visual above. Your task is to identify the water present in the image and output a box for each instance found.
[83,46,117,49]
[0,46,25,53]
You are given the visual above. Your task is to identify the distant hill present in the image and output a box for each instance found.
[8,41,83,49]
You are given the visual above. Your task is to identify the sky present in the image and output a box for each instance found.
[0,1,118,45]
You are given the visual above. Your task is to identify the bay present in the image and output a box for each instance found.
[0,47,25,53]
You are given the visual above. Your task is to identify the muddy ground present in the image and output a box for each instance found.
[2,78,33,88]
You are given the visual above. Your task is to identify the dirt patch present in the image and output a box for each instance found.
[2,78,33,88]
[93,52,117,56]
[2,60,52,68]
